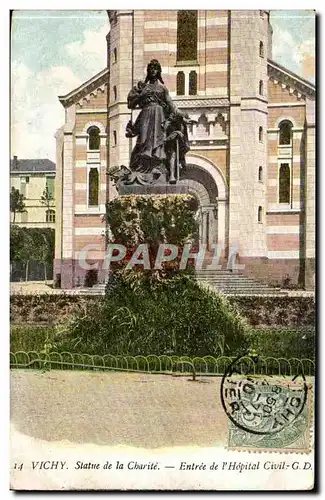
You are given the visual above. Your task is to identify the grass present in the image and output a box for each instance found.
[10,325,57,353]
[10,324,315,361]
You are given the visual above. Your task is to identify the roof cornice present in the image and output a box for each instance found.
[58,67,109,108]
[268,59,315,99]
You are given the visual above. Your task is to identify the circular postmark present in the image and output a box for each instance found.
[220,356,308,436]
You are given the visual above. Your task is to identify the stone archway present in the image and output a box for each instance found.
[179,156,228,250]
[178,176,213,247]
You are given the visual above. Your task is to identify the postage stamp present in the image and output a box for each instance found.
[221,357,313,453]
[9,7,316,492]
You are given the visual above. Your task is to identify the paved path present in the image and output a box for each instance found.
[11,370,228,448]
[10,370,315,491]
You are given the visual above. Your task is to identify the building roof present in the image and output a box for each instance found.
[58,67,109,108]
[58,58,315,110]
[267,59,315,98]
[10,158,56,174]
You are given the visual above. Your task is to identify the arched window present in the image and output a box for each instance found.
[46,209,55,223]
[88,126,100,150]
[177,11,198,62]
[258,166,263,182]
[258,206,263,223]
[259,41,264,58]
[279,163,290,203]
[279,120,293,145]
[189,70,197,95]
[176,71,185,95]
[88,168,99,206]
[259,126,263,142]
[259,80,263,95]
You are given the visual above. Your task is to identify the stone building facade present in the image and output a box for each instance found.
[10,156,56,228]
[54,10,315,289]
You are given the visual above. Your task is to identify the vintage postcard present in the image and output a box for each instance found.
[10,8,316,491]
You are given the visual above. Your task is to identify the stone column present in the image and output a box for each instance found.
[217,199,226,247]
[61,105,75,289]
[304,98,315,289]
[54,126,64,282]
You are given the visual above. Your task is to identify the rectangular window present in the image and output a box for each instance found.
[177,11,198,62]
[46,177,55,198]
[25,176,30,184]
[46,209,55,223]
[20,178,26,196]
[88,168,99,206]
[279,163,291,204]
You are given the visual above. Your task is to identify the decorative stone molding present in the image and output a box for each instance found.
[186,110,228,141]
[82,121,106,135]
[269,76,306,100]
[268,59,315,99]
[174,98,229,108]
[274,115,298,128]
[59,69,108,108]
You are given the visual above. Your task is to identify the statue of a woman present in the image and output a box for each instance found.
[125,59,190,185]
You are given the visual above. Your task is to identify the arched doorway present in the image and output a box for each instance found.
[179,155,227,251]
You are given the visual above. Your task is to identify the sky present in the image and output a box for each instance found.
[10,10,316,161]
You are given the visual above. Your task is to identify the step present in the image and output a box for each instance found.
[197,278,270,284]
[203,286,286,295]
[197,281,276,288]
[198,280,276,287]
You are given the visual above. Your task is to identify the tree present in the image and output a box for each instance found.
[40,186,55,225]
[40,186,54,210]
[10,226,55,281]
[10,187,26,223]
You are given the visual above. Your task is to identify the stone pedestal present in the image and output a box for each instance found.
[118,183,189,196]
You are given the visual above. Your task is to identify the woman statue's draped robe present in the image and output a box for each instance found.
[125,80,190,185]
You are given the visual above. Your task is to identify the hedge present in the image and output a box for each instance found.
[227,296,315,327]
[10,293,315,328]
[248,326,315,360]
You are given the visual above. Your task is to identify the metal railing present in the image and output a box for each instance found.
[10,351,315,377]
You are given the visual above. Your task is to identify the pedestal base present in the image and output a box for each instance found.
[119,183,189,196]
